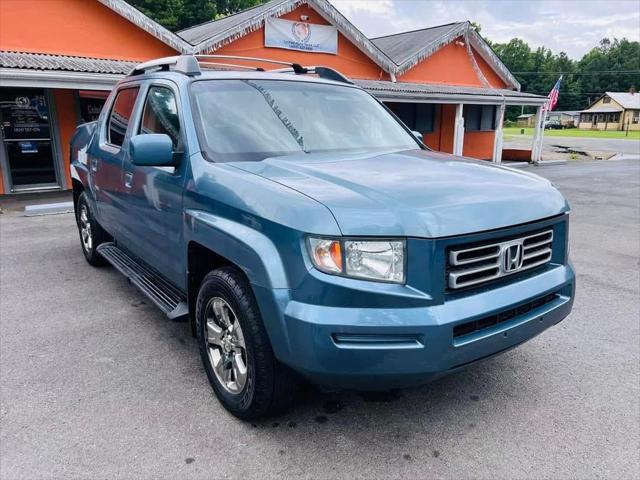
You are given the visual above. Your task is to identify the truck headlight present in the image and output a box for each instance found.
[307,237,405,284]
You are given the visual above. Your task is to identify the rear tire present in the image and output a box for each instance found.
[76,192,108,266]
[196,267,297,420]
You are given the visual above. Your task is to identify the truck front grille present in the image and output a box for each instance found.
[452,291,559,338]
[447,229,553,290]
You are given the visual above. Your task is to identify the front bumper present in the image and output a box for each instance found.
[271,264,575,390]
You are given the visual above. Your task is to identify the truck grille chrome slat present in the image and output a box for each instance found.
[447,229,554,290]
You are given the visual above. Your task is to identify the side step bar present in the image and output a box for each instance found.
[97,243,189,321]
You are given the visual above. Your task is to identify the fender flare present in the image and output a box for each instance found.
[184,209,295,360]
[184,209,289,290]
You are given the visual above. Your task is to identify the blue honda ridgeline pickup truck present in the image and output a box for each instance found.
[71,55,575,419]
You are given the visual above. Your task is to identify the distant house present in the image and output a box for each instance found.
[516,113,536,127]
[547,111,580,127]
[579,92,640,131]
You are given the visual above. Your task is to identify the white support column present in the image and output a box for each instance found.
[453,103,465,156]
[492,103,506,164]
[531,105,545,163]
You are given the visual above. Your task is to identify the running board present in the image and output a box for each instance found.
[97,243,188,321]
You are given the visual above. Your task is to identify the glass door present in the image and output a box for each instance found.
[0,88,59,191]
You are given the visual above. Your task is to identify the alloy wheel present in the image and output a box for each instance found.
[79,204,93,252]
[204,297,248,394]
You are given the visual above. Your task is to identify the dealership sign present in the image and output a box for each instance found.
[265,17,337,54]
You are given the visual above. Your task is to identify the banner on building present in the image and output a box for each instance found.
[265,17,337,54]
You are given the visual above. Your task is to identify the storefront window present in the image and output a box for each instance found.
[0,88,57,188]
[78,90,108,124]
[464,105,496,131]
[385,102,435,133]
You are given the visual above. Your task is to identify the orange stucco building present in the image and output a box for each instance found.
[0,0,545,194]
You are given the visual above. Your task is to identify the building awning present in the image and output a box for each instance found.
[580,106,623,113]
[354,79,546,106]
[0,51,135,90]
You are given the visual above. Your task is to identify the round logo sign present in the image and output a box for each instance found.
[15,96,30,108]
[292,22,311,43]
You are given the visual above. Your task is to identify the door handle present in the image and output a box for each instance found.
[91,158,99,172]
[124,172,133,188]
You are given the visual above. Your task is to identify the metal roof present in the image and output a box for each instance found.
[370,21,519,89]
[178,0,287,45]
[580,106,623,113]
[0,51,136,74]
[605,92,640,110]
[177,0,396,74]
[97,0,192,53]
[371,23,466,66]
[355,79,545,105]
[549,110,580,116]
[177,1,520,88]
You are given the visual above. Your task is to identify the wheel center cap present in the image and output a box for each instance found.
[221,335,233,353]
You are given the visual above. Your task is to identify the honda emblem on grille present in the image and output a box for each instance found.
[502,242,524,273]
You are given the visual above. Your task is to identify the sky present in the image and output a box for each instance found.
[330,0,640,59]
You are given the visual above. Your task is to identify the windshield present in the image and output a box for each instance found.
[190,79,419,162]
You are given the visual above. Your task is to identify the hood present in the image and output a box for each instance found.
[232,149,569,238]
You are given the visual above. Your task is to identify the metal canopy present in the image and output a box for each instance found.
[355,79,547,106]
[0,51,135,90]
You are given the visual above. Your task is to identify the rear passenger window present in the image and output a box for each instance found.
[140,86,181,149]
[108,87,140,147]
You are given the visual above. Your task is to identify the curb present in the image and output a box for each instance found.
[24,202,74,217]
[534,159,568,166]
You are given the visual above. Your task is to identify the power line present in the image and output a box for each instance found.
[512,70,640,75]
[524,92,623,96]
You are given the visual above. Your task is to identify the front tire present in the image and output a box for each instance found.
[76,192,108,266]
[196,267,296,420]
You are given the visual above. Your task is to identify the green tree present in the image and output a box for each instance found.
[578,38,640,102]
[125,0,267,31]
[491,35,639,116]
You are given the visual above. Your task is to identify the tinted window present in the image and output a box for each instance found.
[190,80,418,162]
[464,105,496,131]
[108,87,139,146]
[140,86,181,148]
[386,102,435,132]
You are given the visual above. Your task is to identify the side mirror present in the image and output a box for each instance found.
[411,130,424,143]
[129,134,175,167]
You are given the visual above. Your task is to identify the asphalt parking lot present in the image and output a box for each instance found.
[1,159,639,479]
[504,134,640,158]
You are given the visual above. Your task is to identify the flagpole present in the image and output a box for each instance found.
[536,104,546,163]
[535,75,563,164]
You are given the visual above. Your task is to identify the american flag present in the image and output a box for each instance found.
[545,75,563,112]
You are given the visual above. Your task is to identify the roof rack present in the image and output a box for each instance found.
[195,55,307,74]
[199,61,266,72]
[129,55,200,76]
[128,55,353,84]
[270,66,353,85]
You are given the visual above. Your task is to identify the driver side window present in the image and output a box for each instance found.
[139,86,181,150]
[108,87,140,147]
